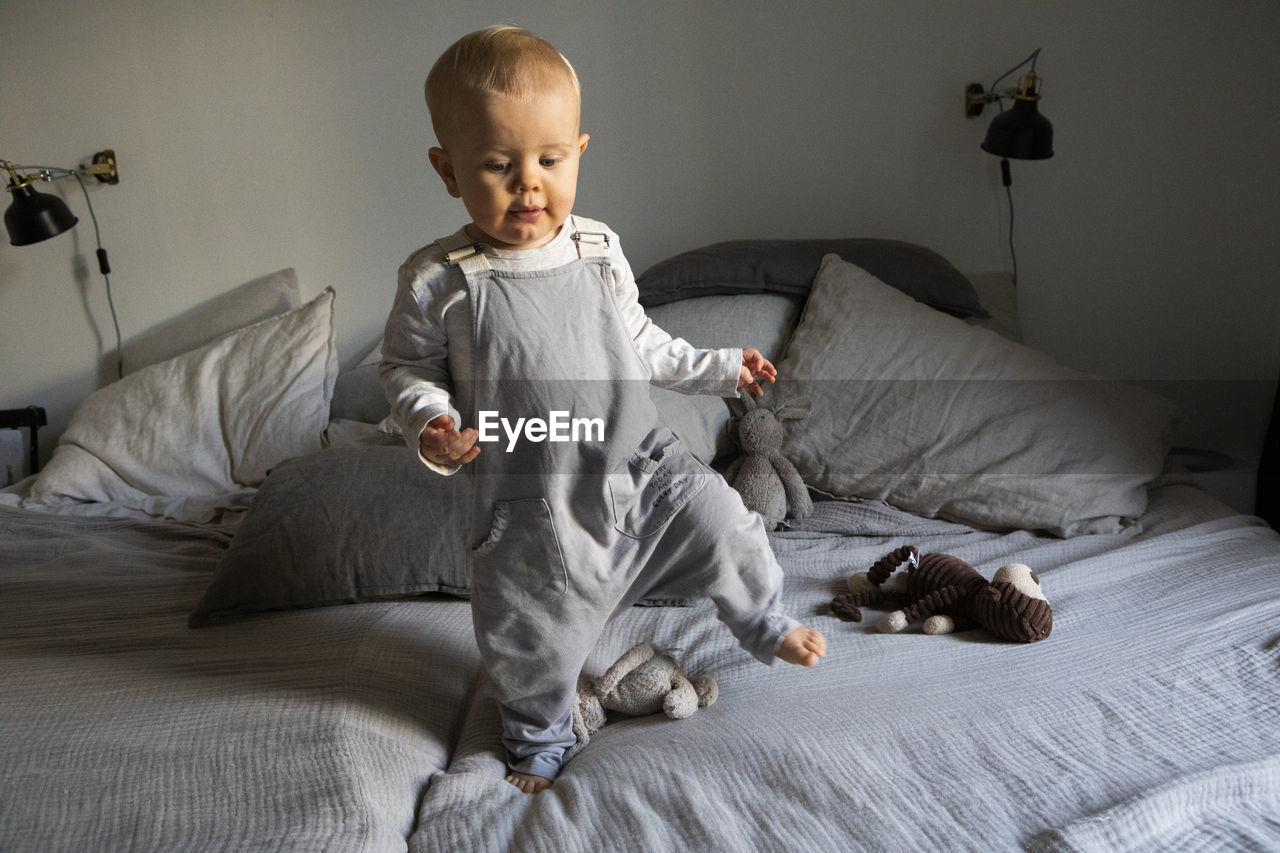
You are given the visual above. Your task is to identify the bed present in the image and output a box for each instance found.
[2,241,1277,853]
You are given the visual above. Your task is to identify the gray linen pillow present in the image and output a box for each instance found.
[190,442,696,626]
[636,238,989,319]
[646,293,805,463]
[189,445,469,626]
[331,362,389,424]
[773,255,1180,537]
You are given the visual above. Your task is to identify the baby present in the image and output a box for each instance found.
[380,25,825,795]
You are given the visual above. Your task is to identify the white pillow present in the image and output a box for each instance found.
[31,288,337,521]
[773,255,1179,536]
[121,268,302,375]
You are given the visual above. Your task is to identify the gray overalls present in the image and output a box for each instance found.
[440,225,797,780]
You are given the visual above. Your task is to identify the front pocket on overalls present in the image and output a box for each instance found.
[472,498,568,611]
[608,439,707,539]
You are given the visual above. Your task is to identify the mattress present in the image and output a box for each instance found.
[2,480,1277,852]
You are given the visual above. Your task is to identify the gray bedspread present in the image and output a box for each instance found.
[412,484,1280,852]
[2,482,1278,852]
[0,509,482,853]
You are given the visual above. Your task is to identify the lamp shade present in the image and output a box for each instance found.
[5,183,79,246]
[981,97,1054,160]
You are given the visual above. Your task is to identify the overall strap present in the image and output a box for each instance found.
[438,231,491,274]
[441,218,609,269]
[569,215,610,259]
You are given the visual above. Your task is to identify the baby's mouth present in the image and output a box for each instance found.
[509,206,544,223]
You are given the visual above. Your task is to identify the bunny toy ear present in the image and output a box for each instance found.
[729,391,759,417]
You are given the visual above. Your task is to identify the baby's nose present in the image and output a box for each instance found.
[513,164,541,191]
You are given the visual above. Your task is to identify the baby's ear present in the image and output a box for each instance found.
[428,147,462,198]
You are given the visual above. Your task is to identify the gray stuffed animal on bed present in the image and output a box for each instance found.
[567,643,718,762]
[722,393,813,528]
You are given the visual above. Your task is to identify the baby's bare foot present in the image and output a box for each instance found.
[778,626,826,666]
[506,771,552,794]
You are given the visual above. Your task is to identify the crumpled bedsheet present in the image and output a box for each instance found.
[2,482,1277,852]
[410,485,1280,853]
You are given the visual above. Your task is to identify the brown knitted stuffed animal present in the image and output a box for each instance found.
[830,546,1053,643]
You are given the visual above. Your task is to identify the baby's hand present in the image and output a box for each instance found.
[419,414,480,467]
[738,348,777,397]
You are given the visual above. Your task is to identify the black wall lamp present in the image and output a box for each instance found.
[4,150,118,245]
[965,50,1055,167]
[3,149,124,376]
[965,50,1054,285]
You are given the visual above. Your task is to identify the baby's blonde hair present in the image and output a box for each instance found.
[425,25,581,145]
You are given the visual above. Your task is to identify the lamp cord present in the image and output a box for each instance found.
[1005,179,1018,289]
[998,157,1019,288]
[73,173,123,379]
[989,48,1040,93]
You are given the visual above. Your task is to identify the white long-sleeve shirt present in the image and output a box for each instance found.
[379,215,741,470]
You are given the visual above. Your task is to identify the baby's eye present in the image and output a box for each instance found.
[485,162,510,173]
[539,157,562,168]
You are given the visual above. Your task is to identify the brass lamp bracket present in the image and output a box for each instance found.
[965,83,1020,118]
[2,149,119,190]
[80,150,119,184]
[965,83,989,118]
[3,160,32,191]
[966,72,1042,118]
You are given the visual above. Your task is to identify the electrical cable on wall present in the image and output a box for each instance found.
[73,172,123,379]
[1001,158,1018,288]
[1006,184,1017,289]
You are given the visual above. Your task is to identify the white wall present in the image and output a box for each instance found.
[3,0,1278,467]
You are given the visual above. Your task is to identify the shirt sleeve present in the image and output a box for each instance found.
[378,256,463,474]
[606,231,742,397]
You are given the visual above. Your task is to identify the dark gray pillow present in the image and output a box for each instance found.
[189,443,691,626]
[331,362,390,424]
[635,238,989,319]
[189,445,469,626]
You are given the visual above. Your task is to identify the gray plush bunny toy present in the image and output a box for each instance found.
[722,393,813,528]
[567,642,718,762]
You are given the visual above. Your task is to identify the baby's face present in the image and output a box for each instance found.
[432,82,589,251]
